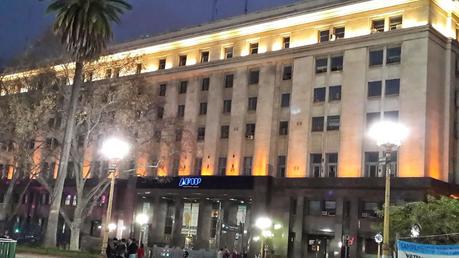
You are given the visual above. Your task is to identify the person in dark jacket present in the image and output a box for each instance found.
[127,238,138,258]
[116,238,127,258]
[106,238,117,258]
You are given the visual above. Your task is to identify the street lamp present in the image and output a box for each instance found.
[255,217,273,258]
[136,213,149,244]
[100,137,130,255]
[369,120,408,258]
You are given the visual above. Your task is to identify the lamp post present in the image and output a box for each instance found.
[100,137,130,255]
[255,217,272,258]
[136,213,149,244]
[369,121,408,258]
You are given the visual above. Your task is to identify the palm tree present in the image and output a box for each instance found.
[44,0,131,248]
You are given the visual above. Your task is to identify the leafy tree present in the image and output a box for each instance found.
[45,0,131,247]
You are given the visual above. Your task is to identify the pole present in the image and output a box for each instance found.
[101,167,116,254]
[260,238,264,258]
[382,148,392,258]
[377,243,381,258]
[138,225,142,245]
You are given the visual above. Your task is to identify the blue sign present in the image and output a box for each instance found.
[397,240,459,257]
[178,177,202,188]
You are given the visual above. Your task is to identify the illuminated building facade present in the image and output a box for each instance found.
[2,0,459,257]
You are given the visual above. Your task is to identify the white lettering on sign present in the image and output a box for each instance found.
[178,177,202,187]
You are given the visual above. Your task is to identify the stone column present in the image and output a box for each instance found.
[292,196,305,258]
[171,197,184,247]
[180,78,199,176]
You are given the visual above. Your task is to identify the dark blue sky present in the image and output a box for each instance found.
[0,0,298,68]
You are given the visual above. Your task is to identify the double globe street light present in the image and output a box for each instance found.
[255,217,273,258]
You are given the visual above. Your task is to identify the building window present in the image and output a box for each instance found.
[164,203,174,235]
[311,117,324,132]
[157,107,164,120]
[248,97,257,111]
[199,102,207,115]
[369,49,384,66]
[245,123,256,139]
[201,51,209,63]
[243,156,253,175]
[277,156,286,177]
[282,66,292,80]
[386,46,401,64]
[223,99,232,113]
[333,27,345,39]
[319,30,330,42]
[201,77,210,91]
[327,116,340,131]
[389,16,403,30]
[220,125,229,139]
[176,129,182,142]
[249,70,259,84]
[310,154,322,177]
[197,127,205,141]
[308,200,322,216]
[224,47,233,59]
[313,88,326,103]
[113,68,120,78]
[177,105,185,118]
[361,202,380,218]
[105,69,112,79]
[179,55,187,66]
[366,112,380,128]
[217,157,227,175]
[368,81,382,97]
[279,121,289,135]
[249,43,259,55]
[225,74,234,88]
[324,201,336,216]
[136,64,142,74]
[159,84,167,96]
[371,19,385,33]
[385,79,400,96]
[65,194,72,206]
[179,81,187,94]
[329,85,341,101]
[281,93,290,107]
[384,111,399,121]
[315,57,328,73]
[330,56,343,71]
[158,59,166,70]
[326,153,338,177]
[365,152,380,177]
[194,158,202,175]
[283,36,290,49]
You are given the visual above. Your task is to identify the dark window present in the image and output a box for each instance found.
[313,88,326,103]
[279,121,289,135]
[176,129,182,142]
[315,57,328,73]
[248,97,257,111]
[366,112,380,127]
[179,55,187,66]
[309,200,322,215]
[327,116,340,131]
[334,27,345,39]
[225,74,234,88]
[329,85,341,101]
[310,153,322,177]
[177,105,185,118]
[281,93,290,107]
[223,99,232,113]
[277,155,286,177]
[368,81,382,97]
[194,158,202,175]
[283,37,290,49]
[158,59,166,70]
[312,117,324,132]
[369,49,384,66]
[220,125,229,139]
[197,127,205,141]
[201,77,210,91]
[136,63,142,74]
[319,30,330,42]
[243,156,253,175]
[157,107,164,119]
[385,79,400,96]
[330,56,343,71]
[384,111,399,121]
[159,84,167,96]
[324,201,337,215]
[201,51,209,63]
[179,81,187,94]
[105,69,112,79]
[225,47,233,59]
[218,157,227,175]
[282,66,292,80]
[372,19,385,33]
[199,102,207,115]
[245,123,256,139]
[326,153,338,177]
[113,68,120,78]
[249,70,259,84]
[389,16,403,30]
[386,47,401,64]
[361,202,380,218]
[365,152,379,177]
[250,43,259,54]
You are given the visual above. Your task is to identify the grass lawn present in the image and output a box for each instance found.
[16,245,102,258]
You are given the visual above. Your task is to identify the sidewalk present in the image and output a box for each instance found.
[16,254,62,258]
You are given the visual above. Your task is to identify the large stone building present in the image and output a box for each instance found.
[2,0,459,257]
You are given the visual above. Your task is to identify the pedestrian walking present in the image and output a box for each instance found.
[137,243,145,258]
[116,238,127,258]
[217,248,224,258]
[127,238,138,258]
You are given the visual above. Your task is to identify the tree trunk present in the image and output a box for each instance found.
[69,220,81,251]
[0,176,17,234]
[44,61,84,247]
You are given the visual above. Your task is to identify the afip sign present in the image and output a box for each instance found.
[178,177,202,188]
[397,240,459,258]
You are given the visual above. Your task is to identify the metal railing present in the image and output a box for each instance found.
[0,238,16,258]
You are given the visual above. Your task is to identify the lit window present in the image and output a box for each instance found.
[389,16,403,30]
[65,194,71,206]
[224,47,233,59]
[201,51,209,63]
[366,112,380,128]
[384,111,399,122]
[249,43,259,55]
[158,59,166,70]
[371,19,385,33]
[326,153,338,177]
[179,55,187,66]
[365,152,380,177]
[283,37,290,49]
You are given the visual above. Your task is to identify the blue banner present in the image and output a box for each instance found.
[397,240,459,257]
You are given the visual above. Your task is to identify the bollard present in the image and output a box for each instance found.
[0,238,17,258]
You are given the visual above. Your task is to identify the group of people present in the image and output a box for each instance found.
[217,248,245,258]
[106,237,145,258]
